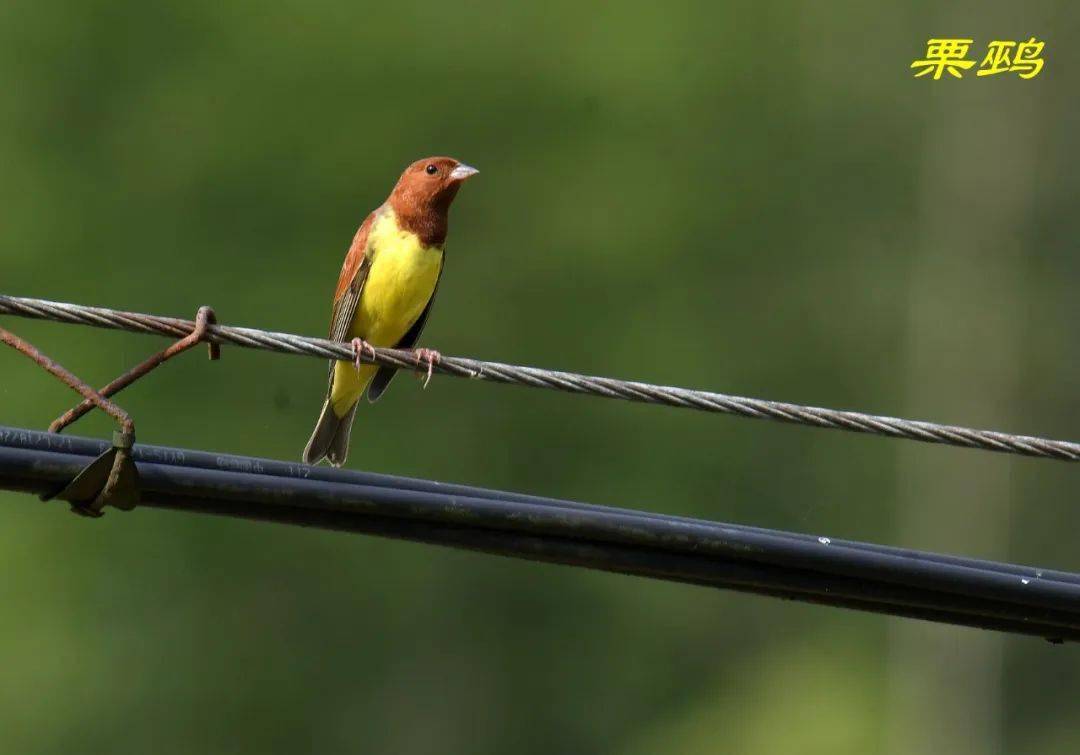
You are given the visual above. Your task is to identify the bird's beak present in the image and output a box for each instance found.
[449,164,479,182]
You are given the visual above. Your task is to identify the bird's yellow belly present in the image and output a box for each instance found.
[351,239,442,346]
[330,220,443,415]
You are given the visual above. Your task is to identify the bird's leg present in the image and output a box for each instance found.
[351,338,377,371]
[413,348,441,388]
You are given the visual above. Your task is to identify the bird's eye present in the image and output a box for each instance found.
[425,164,438,175]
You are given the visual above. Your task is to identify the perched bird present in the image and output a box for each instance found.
[303,156,478,466]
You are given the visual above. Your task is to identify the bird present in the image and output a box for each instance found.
[303,156,478,466]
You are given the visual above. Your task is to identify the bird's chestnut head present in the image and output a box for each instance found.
[387,156,477,246]
[390,156,478,215]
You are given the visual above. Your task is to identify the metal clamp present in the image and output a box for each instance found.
[2,306,220,517]
[1,326,139,515]
[44,429,139,517]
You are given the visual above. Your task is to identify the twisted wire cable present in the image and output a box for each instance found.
[2,294,1078,462]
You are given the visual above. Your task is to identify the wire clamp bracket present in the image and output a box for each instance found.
[43,428,139,517]
[2,305,221,517]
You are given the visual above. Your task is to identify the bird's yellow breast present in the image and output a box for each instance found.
[353,209,443,344]
[330,208,443,415]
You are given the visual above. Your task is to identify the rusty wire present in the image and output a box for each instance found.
[1,304,224,514]
[0,324,142,515]
[2,293,1079,462]
[0,326,134,436]
[49,306,220,433]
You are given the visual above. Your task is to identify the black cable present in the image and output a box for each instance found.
[6,426,1077,587]
[0,426,1077,642]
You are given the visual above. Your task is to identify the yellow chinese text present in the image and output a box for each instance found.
[911,39,976,79]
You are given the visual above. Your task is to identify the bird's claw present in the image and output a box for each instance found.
[351,338,376,371]
[413,348,441,388]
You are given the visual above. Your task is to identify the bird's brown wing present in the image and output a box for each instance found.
[366,268,441,403]
[303,210,379,465]
[324,209,378,387]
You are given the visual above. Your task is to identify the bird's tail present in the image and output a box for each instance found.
[303,400,357,466]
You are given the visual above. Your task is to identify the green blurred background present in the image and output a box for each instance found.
[1,1,1077,752]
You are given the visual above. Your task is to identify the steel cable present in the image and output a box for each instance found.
[1,294,1078,461]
